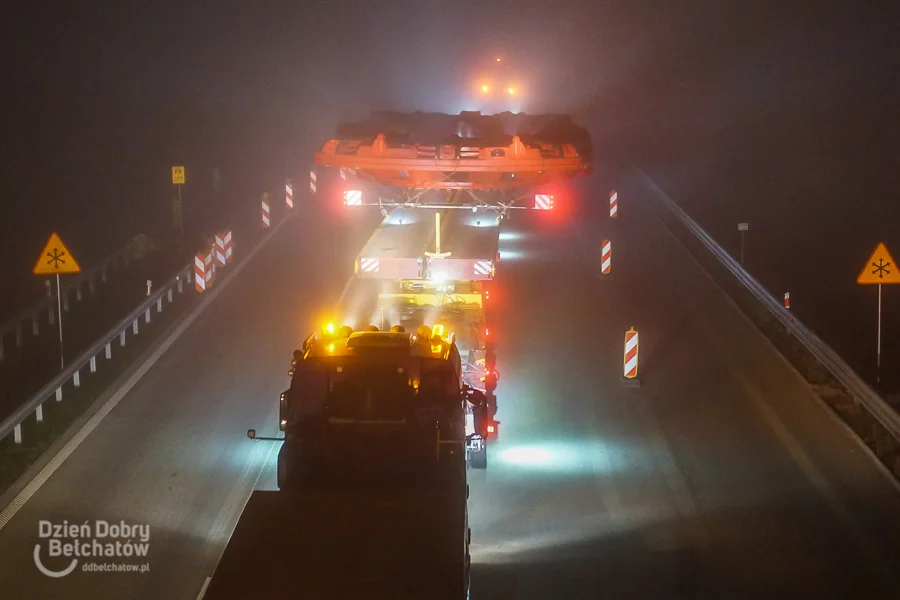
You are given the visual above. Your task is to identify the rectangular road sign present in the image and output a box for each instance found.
[737,222,748,231]
[172,166,186,184]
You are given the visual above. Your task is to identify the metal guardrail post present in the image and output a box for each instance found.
[0,263,193,444]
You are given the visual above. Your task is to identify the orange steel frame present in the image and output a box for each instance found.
[315,133,588,190]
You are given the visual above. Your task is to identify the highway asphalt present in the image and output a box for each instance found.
[0,175,899,599]
[468,174,900,598]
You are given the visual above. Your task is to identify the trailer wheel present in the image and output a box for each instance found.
[470,445,487,470]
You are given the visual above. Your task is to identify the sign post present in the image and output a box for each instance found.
[737,222,749,265]
[172,166,186,242]
[857,242,900,384]
[33,233,81,370]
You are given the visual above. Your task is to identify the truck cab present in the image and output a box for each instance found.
[280,323,490,479]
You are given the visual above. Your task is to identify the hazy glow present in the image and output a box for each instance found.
[498,249,526,261]
[496,440,628,476]
[500,446,554,466]
[498,231,523,242]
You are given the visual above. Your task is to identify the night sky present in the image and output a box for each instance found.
[2,1,898,385]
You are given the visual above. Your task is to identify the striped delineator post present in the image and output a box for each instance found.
[194,254,207,292]
[261,198,271,228]
[601,240,611,274]
[784,292,792,321]
[223,230,233,264]
[285,179,294,209]
[214,233,227,267]
[204,251,215,287]
[623,327,639,380]
[309,170,317,194]
[609,190,618,219]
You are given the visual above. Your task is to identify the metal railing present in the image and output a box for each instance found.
[635,168,900,443]
[0,238,141,362]
[0,263,194,444]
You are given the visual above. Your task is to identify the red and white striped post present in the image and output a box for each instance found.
[609,190,618,219]
[784,292,792,321]
[204,251,215,287]
[222,230,233,264]
[309,170,317,195]
[214,233,227,267]
[601,240,611,274]
[285,179,294,209]
[261,198,271,228]
[623,327,639,381]
[194,253,207,292]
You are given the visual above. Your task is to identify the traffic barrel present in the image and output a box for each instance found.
[623,327,640,384]
[285,179,294,209]
[194,253,207,292]
[601,240,611,274]
[261,198,271,228]
[309,170,317,194]
[609,190,618,219]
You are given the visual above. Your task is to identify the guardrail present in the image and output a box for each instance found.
[635,168,900,444]
[0,263,194,445]
[0,237,143,362]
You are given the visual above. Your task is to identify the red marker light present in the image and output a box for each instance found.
[487,424,495,433]
[484,328,490,337]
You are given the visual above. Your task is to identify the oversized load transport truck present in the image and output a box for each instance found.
[354,207,501,437]
[204,325,486,600]
[312,110,590,459]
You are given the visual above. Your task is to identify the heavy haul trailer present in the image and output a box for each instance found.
[204,326,489,600]
[313,110,591,215]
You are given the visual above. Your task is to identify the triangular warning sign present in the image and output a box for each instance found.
[33,233,81,275]
[857,242,900,284]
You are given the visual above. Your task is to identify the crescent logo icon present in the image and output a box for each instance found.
[33,545,78,578]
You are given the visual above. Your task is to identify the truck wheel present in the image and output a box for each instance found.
[470,445,487,470]
[277,449,291,490]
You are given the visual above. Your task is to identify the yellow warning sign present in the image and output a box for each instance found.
[172,166,185,185]
[33,233,81,275]
[857,242,900,284]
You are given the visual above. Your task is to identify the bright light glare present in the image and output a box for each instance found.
[481,84,490,93]
[498,249,525,261]
[500,446,553,466]
[507,87,515,95]
[498,231,523,242]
